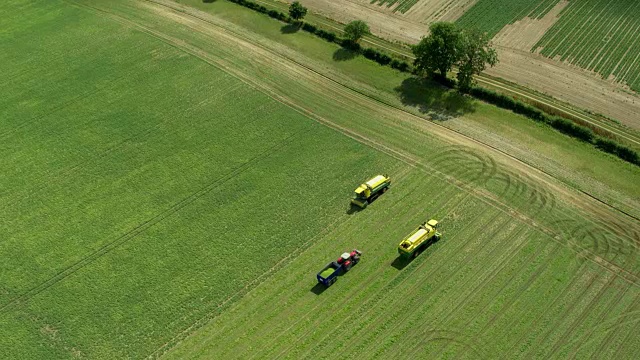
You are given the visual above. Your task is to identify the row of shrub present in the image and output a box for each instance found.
[224,0,639,167]
[469,86,639,165]
[228,0,412,73]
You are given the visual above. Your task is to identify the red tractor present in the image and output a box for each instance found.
[317,249,362,287]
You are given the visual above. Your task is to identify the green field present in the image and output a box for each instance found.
[535,0,640,92]
[2,0,640,359]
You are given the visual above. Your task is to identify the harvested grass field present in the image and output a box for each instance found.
[1,0,639,359]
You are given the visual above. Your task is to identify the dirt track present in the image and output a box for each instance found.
[292,0,640,131]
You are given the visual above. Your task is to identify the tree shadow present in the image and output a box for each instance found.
[202,0,216,3]
[333,48,358,62]
[395,77,477,120]
[310,282,328,295]
[281,24,300,34]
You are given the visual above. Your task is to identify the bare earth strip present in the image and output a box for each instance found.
[487,47,640,131]
[493,0,568,51]
[404,0,477,23]
[294,0,640,131]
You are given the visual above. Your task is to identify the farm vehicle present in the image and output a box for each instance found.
[351,174,391,208]
[398,219,441,259]
[316,250,362,287]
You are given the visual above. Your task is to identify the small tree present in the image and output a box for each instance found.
[289,1,307,22]
[456,29,498,92]
[344,20,370,44]
[412,22,462,79]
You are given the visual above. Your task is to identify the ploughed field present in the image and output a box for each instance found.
[1,0,639,359]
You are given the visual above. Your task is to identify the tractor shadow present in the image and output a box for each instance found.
[391,256,411,270]
[346,204,364,215]
[395,77,476,120]
[310,283,327,295]
[391,238,440,270]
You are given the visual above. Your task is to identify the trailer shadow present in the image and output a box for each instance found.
[310,282,327,295]
[391,238,440,270]
[391,256,411,270]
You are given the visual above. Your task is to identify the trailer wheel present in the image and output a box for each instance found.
[330,278,337,286]
[382,187,388,193]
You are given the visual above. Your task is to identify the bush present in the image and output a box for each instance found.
[469,87,546,122]
[595,138,640,165]
[390,60,410,72]
[301,22,317,33]
[362,48,392,65]
[549,116,595,143]
[315,29,337,43]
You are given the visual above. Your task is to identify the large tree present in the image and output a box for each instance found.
[344,20,370,44]
[456,29,498,91]
[288,1,307,22]
[412,22,462,78]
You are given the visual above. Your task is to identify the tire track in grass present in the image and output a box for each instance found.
[525,269,611,357]
[261,182,474,359]
[284,194,492,359]
[290,147,516,358]
[160,170,444,355]
[148,165,417,357]
[345,212,517,360]
[422,231,558,359]
[587,294,640,359]
[200,170,426,358]
[565,282,632,358]
[235,143,516,358]
[0,126,312,314]
[425,230,554,358]
[399,226,538,360]
[547,273,619,357]
[504,259,594,357]
[518,271,611,358]
[610,307,640,359]
[521,270,606,359]
[173,169,427,358]
[559,286,639,358]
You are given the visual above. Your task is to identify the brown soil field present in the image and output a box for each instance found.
[294,0,640,131]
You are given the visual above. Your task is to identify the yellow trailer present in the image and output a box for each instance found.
[351,175,391,208]
[398,219,441,259]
